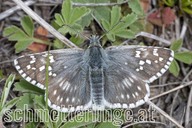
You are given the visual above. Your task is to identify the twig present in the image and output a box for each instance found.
[135,32,171,46]
[150,82,184,88]
[146,100,184,128]
[12,0,78,48]
[184,69,192,127]
[150,81,192,100]
[180,20,188,39]
[122,121,166,128]
[0,1,35,21]
[72,0,129,6]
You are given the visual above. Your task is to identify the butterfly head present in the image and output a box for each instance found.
[89,35,101,48]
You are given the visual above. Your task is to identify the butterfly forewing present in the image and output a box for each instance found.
[106,46,174,83]
[14,48,92,112]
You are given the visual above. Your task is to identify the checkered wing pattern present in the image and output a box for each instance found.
[104,46,174,108]
[14,48,91,112]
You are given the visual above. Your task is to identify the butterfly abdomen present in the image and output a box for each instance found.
[89,68,104,108]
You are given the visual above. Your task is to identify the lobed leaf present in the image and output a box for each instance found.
[15,39,34,53]
[3,26,28,41]
[169,59,180,77]
[128,0,143,15]
[175,52,192,64]
[21,16,34,36]
[170,39,183,51]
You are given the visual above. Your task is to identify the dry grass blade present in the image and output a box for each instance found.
[146,100,184,128]
[150,81,192,100]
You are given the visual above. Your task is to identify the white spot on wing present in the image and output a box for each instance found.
[26,77,32,82]
[121,94,124,99]
[159,57,164,61]
[39,65,45,71]
[53,90,57,95]
[72,97,75,102]
[169,57,174,61]
[48,66,52,71]
[18,70,23,74]
[129,103,135,108]
[123,78,131,87]
[156,72,162,77]
[149,75,157,82]
[160,68,166,74]
[137,86,141,91]
[31,80,36,85]
[146,59,151,65]
[139,60,145,65]
[122,104,128,108]
[21,73,27,78]
[135,51,141,58]
[16,65,21,70]
[26,65,31,69]
[49,56,55,63]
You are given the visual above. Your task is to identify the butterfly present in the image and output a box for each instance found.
[14,35,174,112]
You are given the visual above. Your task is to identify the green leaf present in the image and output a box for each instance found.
[21,16,34,36]
[170,39,183,51]
[15,93,36,110]
[53,39,65,49]
[111,6,121,27]
[112,13,137,33]
[34,96,54,128]
[163,0,175,6]
[129,21,144,33]
[70,36,84,46]
[25,122,36,128]
[128,0,143,15]
[15,38,34,53]
[62,0,72,23]
[14,80,44,94]
[93,6,110,23]
[78,13,92,27]
[3,26,28,41]
[54,13,65,26]
[4,97,20,110]
[55,0,90,35]
[0,74,15,109]
[175,51,192,64]
[115,30,135,39]
[0,97,20,118]
[106,33,115,41]
[169,59,180,77]
[121,13,138,28]
[102,19,110,31]
[182,7,192,14]
[70,7,91,24]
